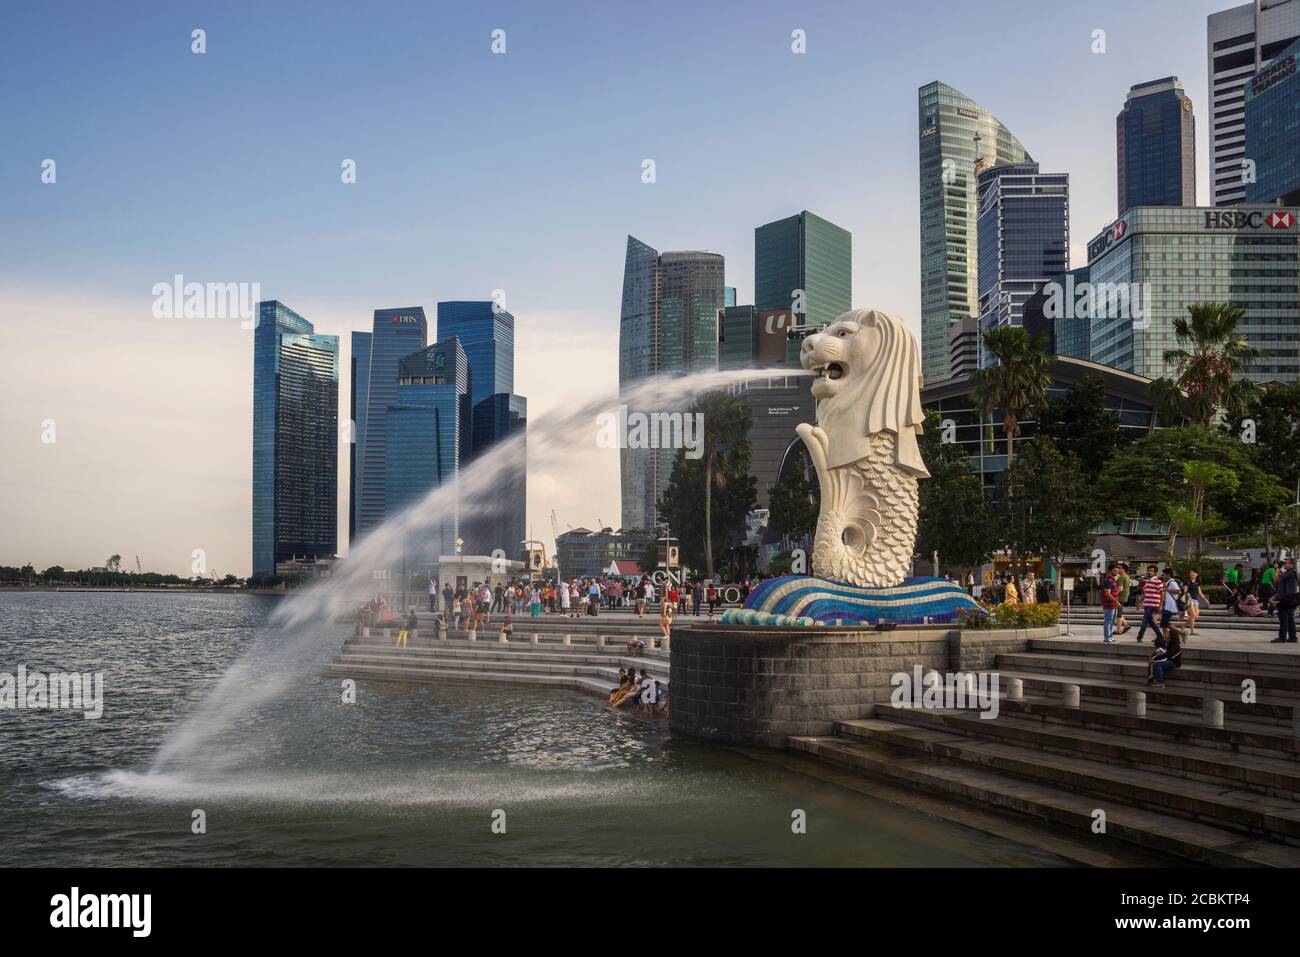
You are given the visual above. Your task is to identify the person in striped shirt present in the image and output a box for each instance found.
[1135,565,1164,644]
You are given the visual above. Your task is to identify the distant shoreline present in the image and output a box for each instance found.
[0,586,286,596]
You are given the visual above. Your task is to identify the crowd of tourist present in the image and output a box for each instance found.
[1097,558,1297,645]
[417,574,757,623]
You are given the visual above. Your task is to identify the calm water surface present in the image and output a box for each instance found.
[0,592,1067,867]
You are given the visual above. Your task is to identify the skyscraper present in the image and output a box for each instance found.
[351,307,428,543]
[975,161,1069,365]
[1244,35,1300,205]
[348,330,370,545]
[1116,77,1197,215]
[1087,205,1299,383]
[435,301,527,557]
[754,210,851,330]
[252,300,339,577]
[1208,0,1300,206]
[617,236,725,530]
[384,337,470,564]
[918,81,1033,383]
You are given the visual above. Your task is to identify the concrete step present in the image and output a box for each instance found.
[996,652,1300,693]
[835,718,1300,846]
[338,640,669,671]
[340,641,621,665]
[868,706,1300,796]
[1030,637,1300,668]
[1066,609,1279,623]
[994,667,1300,725]
[324,660,620,697]
[788,730,1300,867]
[333,651,668,685]
[991,693,1300,760]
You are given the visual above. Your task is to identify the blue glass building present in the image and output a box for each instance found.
[436,301,514,409]
[975,162,1069,366]
[435,301,528,557]
[348,330,371,544]
[1245,37,1300,206]
[352,307,427,543]
[384,337,469,564]
[252,300,339,577]
[1116,77,1196,216]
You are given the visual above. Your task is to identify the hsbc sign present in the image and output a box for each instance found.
[1204,209,1297,230]
[1087,217,1130,261]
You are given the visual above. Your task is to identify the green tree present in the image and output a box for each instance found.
[42,565,65,581]
[657,393,757,577]
[1002,435,1100,578]
[970,326,1053,464]
[1227,380,1300,500]
[1158,302,1268,427]
[1035,373,1126,480]
[915,410,1001,577]
[1097,425,1289,554]
[767,451,818,545]
[1165,461,1237,558]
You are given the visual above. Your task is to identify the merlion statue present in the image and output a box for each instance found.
[721,307,979,627]
[795,308,928,588]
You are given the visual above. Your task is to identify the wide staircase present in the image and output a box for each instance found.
[1061,601,1281,634]
[325,611,670,700]
[789,636,1300,867]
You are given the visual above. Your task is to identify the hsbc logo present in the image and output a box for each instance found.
[1205,209,1297,230]
[1087,217,1130,260]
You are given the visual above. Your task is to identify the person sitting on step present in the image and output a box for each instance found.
[608,669,636,706]
[1148,626,1183,688]
[627,634,646,655]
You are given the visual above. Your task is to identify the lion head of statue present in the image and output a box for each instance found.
[799,308,929,477]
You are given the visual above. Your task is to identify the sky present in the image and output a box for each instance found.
[0,0,1228,576]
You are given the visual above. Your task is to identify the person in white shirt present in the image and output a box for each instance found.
[1161,568,1182,630]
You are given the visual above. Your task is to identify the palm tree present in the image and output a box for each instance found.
[970,326,1053,464]
[1163,302,1268,426]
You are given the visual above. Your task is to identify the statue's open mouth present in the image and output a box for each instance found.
[811,362,845,381]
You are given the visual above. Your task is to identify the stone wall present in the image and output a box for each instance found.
[669,623,1055,747]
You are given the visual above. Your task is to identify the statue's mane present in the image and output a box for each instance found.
[816,308,928,477]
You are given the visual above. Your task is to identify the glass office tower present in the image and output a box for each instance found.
[1116,77,1196,215]
[1087,206,1299,382]
[435,301,527,557]
[1208,0,1300,206]
[1244,36,1300,205]
[348,330,371,544]
[918,81,1033,382]
[975,162,1069,366]
[754,210,851,330]
[352,307,428,543]
[252,300,339,577]
[385,337,469,564]
[616,235,725,530]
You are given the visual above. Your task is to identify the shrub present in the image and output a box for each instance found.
[1200,584,1229,605]
[961,601,1060,629]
